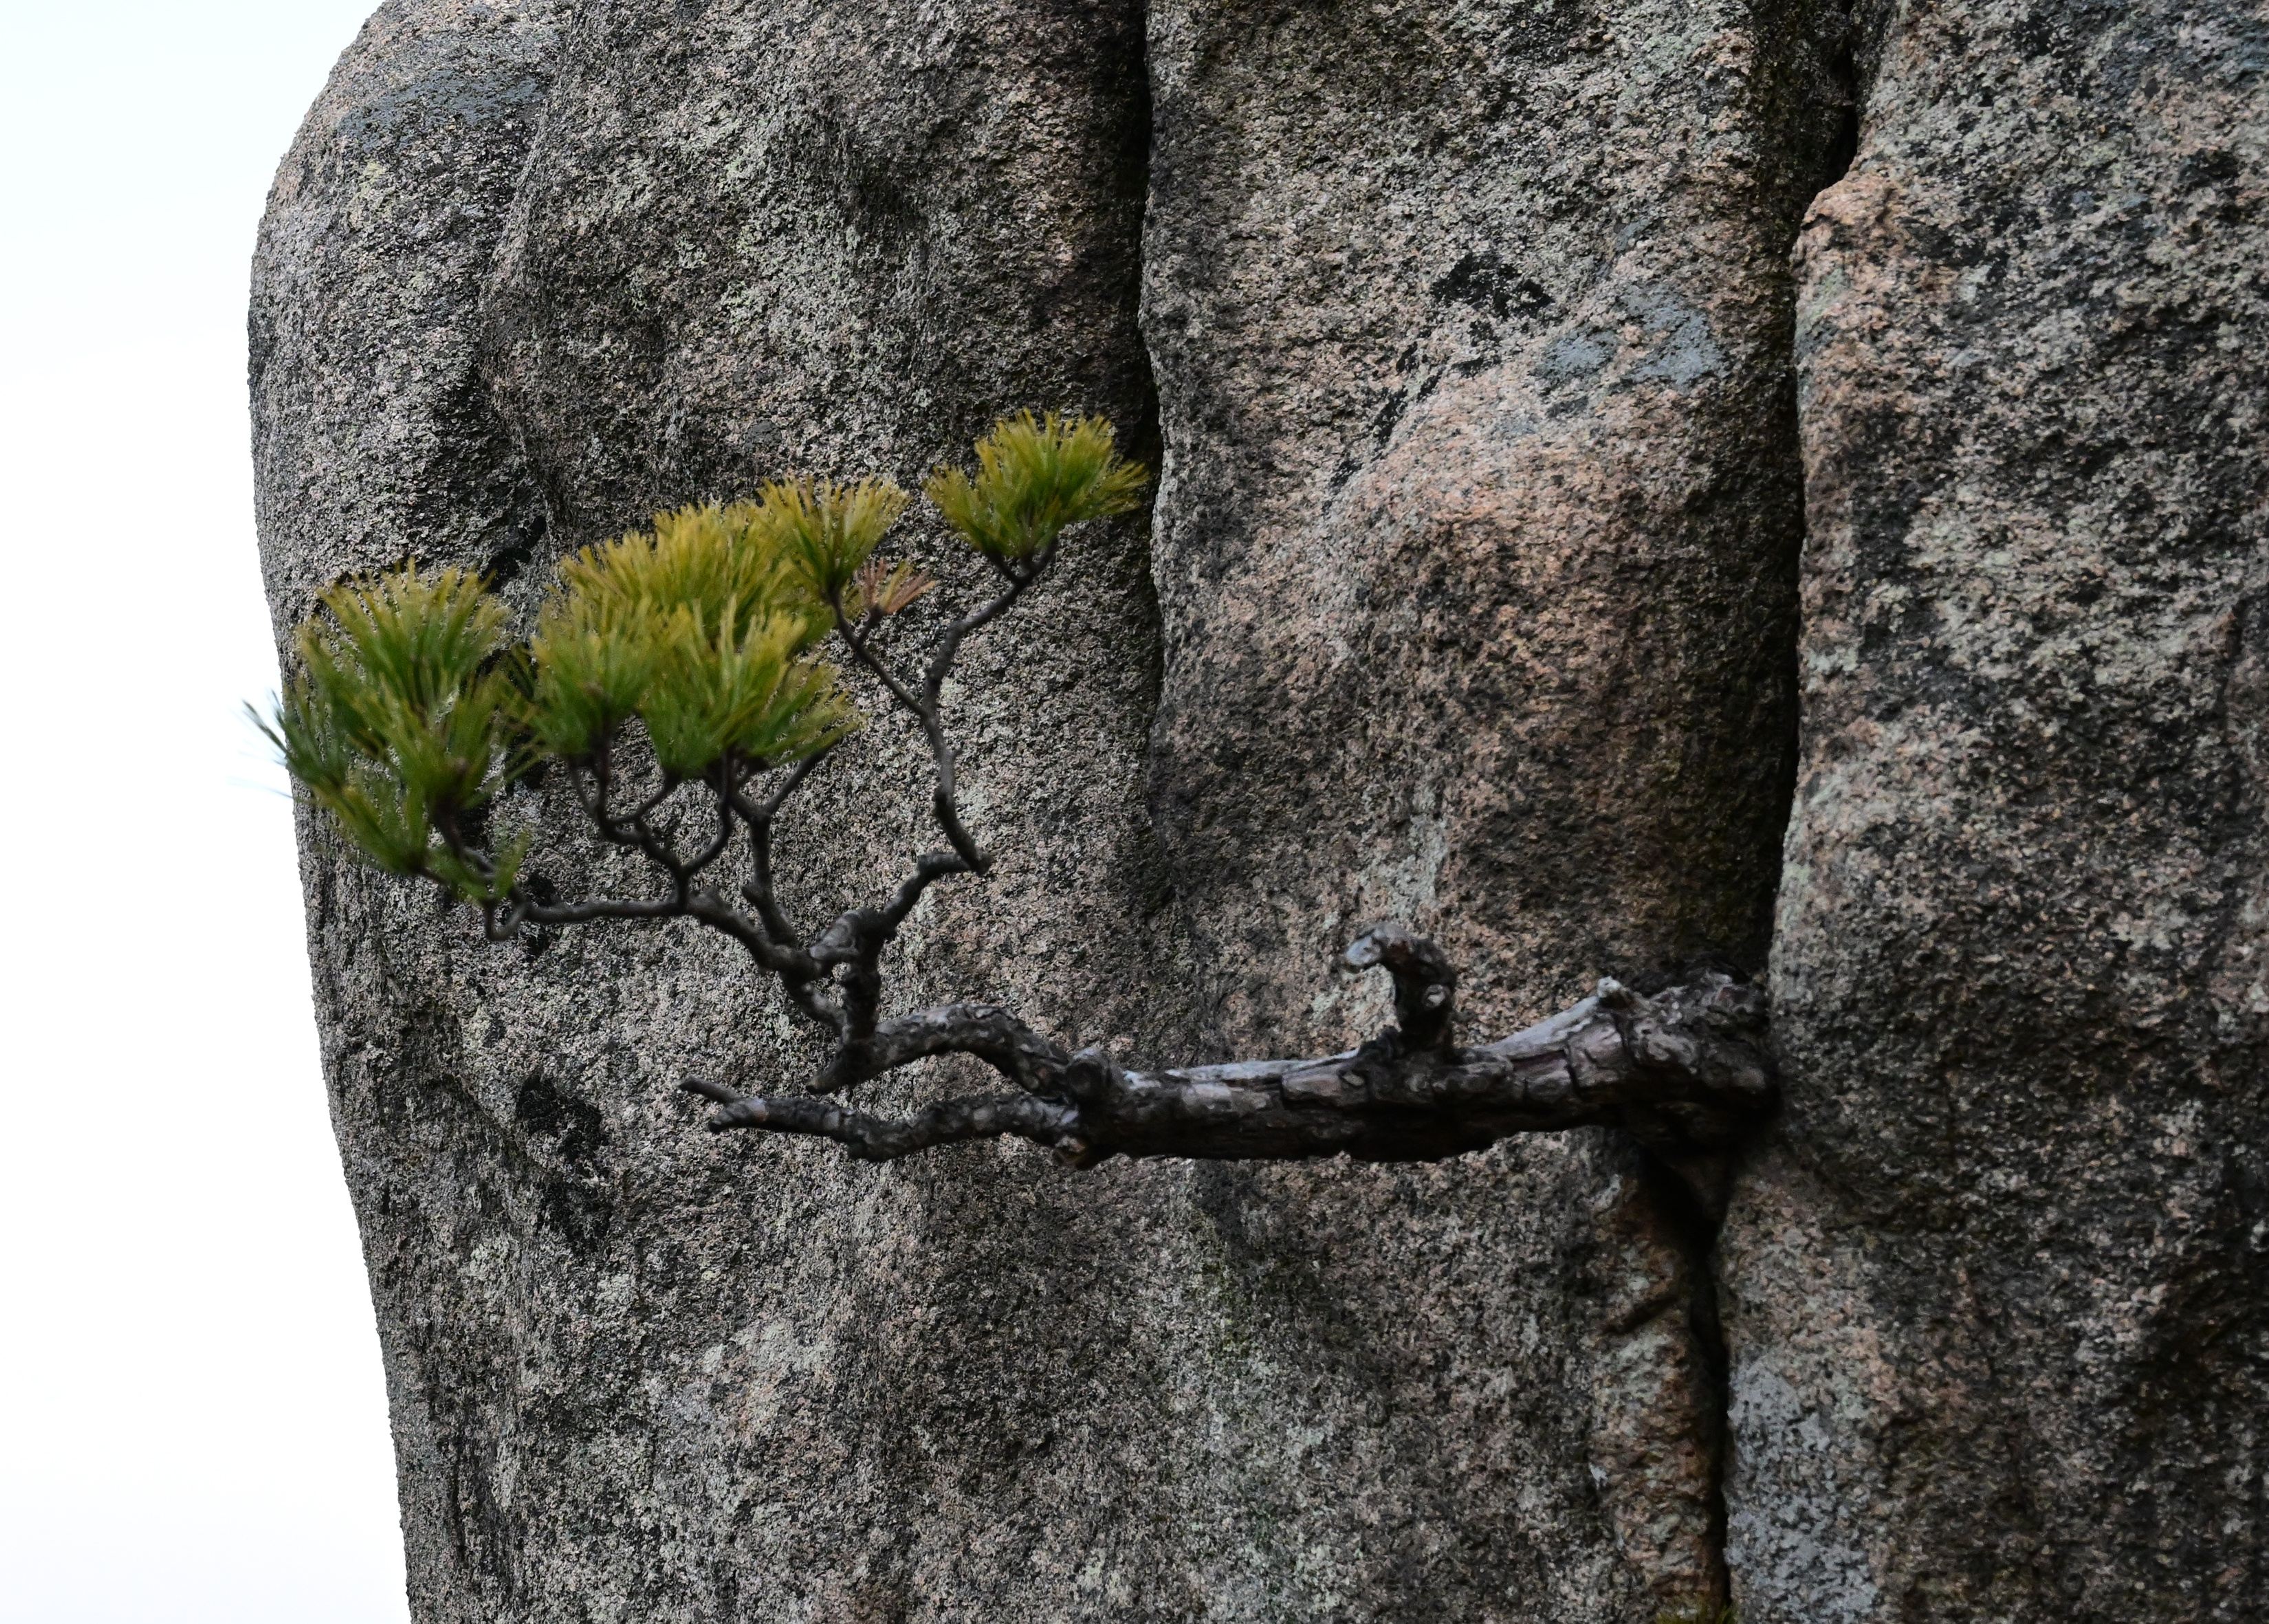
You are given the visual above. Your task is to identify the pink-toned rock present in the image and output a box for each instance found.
[1141,0,1850,1607]
[1733,1,2269,1616]
[258,1,1852,1616]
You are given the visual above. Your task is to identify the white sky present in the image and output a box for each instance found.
[0,4,413,1620]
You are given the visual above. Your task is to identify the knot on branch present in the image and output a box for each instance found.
[1344,923,1458,1053]
[1583,974,1775,1155]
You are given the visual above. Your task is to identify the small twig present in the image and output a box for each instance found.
[675,782,737,882]
[751,747,835,821]
[1343,923,1459,1054]
[703,1091,1082,1163]
[879,850,972,934]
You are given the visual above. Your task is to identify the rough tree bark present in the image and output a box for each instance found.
[693,952,1774,1187]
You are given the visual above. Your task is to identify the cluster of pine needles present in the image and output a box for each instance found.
[259,412,1146,902]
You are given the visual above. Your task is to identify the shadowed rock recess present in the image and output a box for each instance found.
[251,1,2266,1620]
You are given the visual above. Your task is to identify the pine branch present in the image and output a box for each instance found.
[684,930,1777,1173]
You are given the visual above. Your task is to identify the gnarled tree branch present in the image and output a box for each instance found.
[685,925,1776,1176]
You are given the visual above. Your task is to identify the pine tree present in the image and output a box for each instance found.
[265,413,1771,1188]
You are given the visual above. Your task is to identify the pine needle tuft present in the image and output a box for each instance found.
[523,500,845,769]
[256,565,514,897]
[757,479,913,604]
[261,412,1141,917]
[926,412,1148,563]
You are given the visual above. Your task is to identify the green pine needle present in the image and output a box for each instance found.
[756,478,913,604]
[263,414,1139,911]
[926,411,1148,563]
[521,498,856,777]
[256,565,514,897]
[638,602,857,780]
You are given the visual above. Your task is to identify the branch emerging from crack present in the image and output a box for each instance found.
[683,925,1777,1172]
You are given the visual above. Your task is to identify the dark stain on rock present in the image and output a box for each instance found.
[1430,250,1557,322]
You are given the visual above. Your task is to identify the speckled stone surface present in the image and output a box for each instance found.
[1140,0,1848,1047]
[1137,0,1853,1606]
[1729,0,2269,1618]
[253,1,2268,1619]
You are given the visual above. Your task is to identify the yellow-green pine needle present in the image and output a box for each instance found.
[261,564,513,885]
[757,478,913,604]
[925,411,1148,562]
[521,498,845,762]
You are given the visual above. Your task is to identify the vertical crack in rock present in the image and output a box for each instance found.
[244,0,2238,1616]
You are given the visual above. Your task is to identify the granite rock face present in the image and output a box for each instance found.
[1141,0,1847,1046]
[252,0,2267,1619]
[254,1,1806,1618]
[1724,1,2269,1618]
